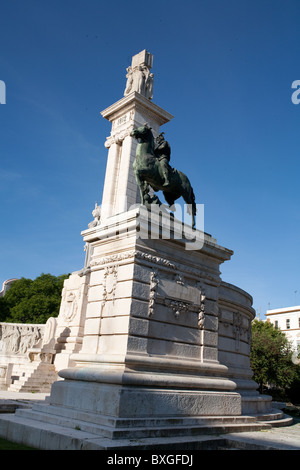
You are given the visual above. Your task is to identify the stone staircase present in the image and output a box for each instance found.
[0,399,290,450]
[8,362,58,393]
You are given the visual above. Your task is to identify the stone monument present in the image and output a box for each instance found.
[0,50,290,450]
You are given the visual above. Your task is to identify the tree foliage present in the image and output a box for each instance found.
[0,273,69,324]
[250,319,297,393]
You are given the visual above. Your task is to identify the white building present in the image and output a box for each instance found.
[0,279,18,297]
[265,306,300,364]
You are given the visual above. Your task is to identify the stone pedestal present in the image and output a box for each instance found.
[39,208,243,436]
[0,208,282,450]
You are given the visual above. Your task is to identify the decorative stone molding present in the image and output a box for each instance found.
[90,247,218,286]
[90,249,176,270]
[90,251,135,267]
[135,251,176,270]
[148,270,159,316]
[91,249,177,270]
[104,127,134,148]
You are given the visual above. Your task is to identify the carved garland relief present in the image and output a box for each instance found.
[148,270,158,316]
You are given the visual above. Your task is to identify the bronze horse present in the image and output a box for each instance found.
[131,125,197,228]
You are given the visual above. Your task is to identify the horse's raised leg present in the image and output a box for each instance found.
[134,170,148,205]
[178,176,197,229]
[192,210,196,229]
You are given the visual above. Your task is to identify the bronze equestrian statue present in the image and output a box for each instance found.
[131,125,197,228]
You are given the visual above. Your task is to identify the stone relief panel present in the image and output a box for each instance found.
[147,268,206,328]
[0,323,44,356]
[233,312,249,351]
[90,250,209,328]
[219,308,251,353]
[57,272,90,329]
[28,317,58,363]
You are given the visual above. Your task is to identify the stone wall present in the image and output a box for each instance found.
[0,321,58,392]
[218,281,254,373]
[0,269,90,392]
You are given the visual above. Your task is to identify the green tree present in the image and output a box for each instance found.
[0,273,69,324]
[250,319,296,394]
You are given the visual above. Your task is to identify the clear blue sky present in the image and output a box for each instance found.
[1,0,300,317]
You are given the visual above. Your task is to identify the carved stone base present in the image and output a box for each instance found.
[51,379,241,422]
[0,208,279,448]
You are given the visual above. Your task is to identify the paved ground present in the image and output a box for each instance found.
[223,421,300,450]
[0,390,50,412]
[0,391,299,450]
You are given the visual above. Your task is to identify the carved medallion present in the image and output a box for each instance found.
[103,265,118,302]
[63,291,78,323]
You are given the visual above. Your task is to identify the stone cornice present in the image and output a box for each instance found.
[101,92,174,126]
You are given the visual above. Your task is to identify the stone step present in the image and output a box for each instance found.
[9,382,54,392]
[0,411,296,450]
[27,402,260,428]
[12,374,55,384]
[246,409,294,426]
[8,362,57,392]
[252,410,284,421]
[16,407,270,440]
[260,414,294,427]
[0,412,100,450]
[0,411,278,451]
[29,402,289,430]
[14,373,57,382]
[8,382,54,393]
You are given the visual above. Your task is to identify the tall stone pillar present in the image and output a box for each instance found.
[100,91,173,222]
[100,141,121,220]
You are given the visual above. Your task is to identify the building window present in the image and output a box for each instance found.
[286,319,290,329]
[298,317,300,328]
[275,321,278,329]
